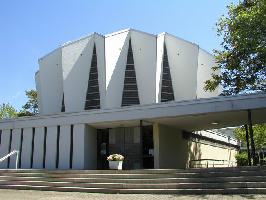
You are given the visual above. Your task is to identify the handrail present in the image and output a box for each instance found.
[189,159,236,168]
[0,150,19,169]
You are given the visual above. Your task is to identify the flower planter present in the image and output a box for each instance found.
[109,161,123,170]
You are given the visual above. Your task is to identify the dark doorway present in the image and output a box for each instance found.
[97,126,154,170]
[97,129,109,170]
[142,126,154,169]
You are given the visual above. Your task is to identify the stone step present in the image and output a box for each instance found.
[0,175,265,184]
[1,171,265,179]
[0,180,266,189]
[0,166,265,174]
[0,184,265,194]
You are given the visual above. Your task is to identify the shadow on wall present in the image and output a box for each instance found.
[186,140,202,168]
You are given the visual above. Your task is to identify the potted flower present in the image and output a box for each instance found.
[107,154,124,170]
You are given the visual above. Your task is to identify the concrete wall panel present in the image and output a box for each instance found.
[165,34,199,101]
[0,129,11,168]
[72,124,85,169]
[39,48,63,115]
[21,128,33,169]
[35,72,43,114]
[95,34,106,109]
[33,127,45,169]
[62,36,94,112]
[45,126,57,169]
[131,30,157,104]
[58,125,71,169]
[105,31,130,108]
[10,128,21,168]
[156,34,165,103]
[72,124,97,169]
[153,124,188,169]
[197,48,221,98]
[84,125,97,169]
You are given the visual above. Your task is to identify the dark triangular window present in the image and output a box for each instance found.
[61,93,65,112]
[84,44,100,110]
[121,39,140,106]
[161,44,175,102]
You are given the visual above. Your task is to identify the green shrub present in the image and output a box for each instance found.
[235,152,249,166]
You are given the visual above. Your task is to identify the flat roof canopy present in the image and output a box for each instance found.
[90,93,266,131]
[0,93,265,132]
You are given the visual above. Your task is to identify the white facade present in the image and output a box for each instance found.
[36,28,220,115]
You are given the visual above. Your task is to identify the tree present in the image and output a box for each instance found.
[205,0,266,95]
[235,124,266,153]
[0,103,17,119]
[18,90,39,117]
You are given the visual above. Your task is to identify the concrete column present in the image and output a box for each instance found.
[84,125,97,169]
[21,128,33,169]
[10,129,21,168]
[33,127,45,169]
[0,129,11,168]
[153,123,188,169]
[153,123,160,169]
[73,124,97,169]
[45,126,57,169]
[58,125,71,169]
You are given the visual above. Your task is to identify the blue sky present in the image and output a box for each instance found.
[0,0,237,110]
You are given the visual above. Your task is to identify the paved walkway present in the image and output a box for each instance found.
[0,190,265,200]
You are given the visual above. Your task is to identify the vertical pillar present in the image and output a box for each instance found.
[33,127,45,169]
[73,124,85,169]
[58,125,71,169]
[0,129,11,168]
[45,126,57,169]
[21,128,33,169]
[153,123,160,169]
[73,124,97,169]
[10,129,21,168]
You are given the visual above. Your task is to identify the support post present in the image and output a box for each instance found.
[16,151,19,170]
[244,125,252,166]
[248,110,257,165]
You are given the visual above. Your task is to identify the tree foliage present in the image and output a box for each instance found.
[205,0,266,95]
[234,123,266,151]
[18,90,39,117]
[0,103,17,119]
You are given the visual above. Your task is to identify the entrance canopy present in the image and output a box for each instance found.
[1,93,266,132]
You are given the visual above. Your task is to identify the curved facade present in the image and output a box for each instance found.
[36,28,221,115]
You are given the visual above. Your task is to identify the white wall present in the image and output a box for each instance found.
[156,34,165,103]
[10,128,21,168]
[72,124,97,169]
[45,126,57,169]
[21,128,33,169]
[33,127,45,169]
[131,30,157,105]
[35,72,43,114]
[58,125,71,169]
[62,34,106,112]
[197,48,221,98]
[105,30,130,108]
[39,49,63,115]
[0,130,11,168]
[37,29,222,114]
[153,123,188,169]
[62,36,93,112]
[164,33,199,101]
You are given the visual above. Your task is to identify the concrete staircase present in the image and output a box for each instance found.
[0,166,265,194]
